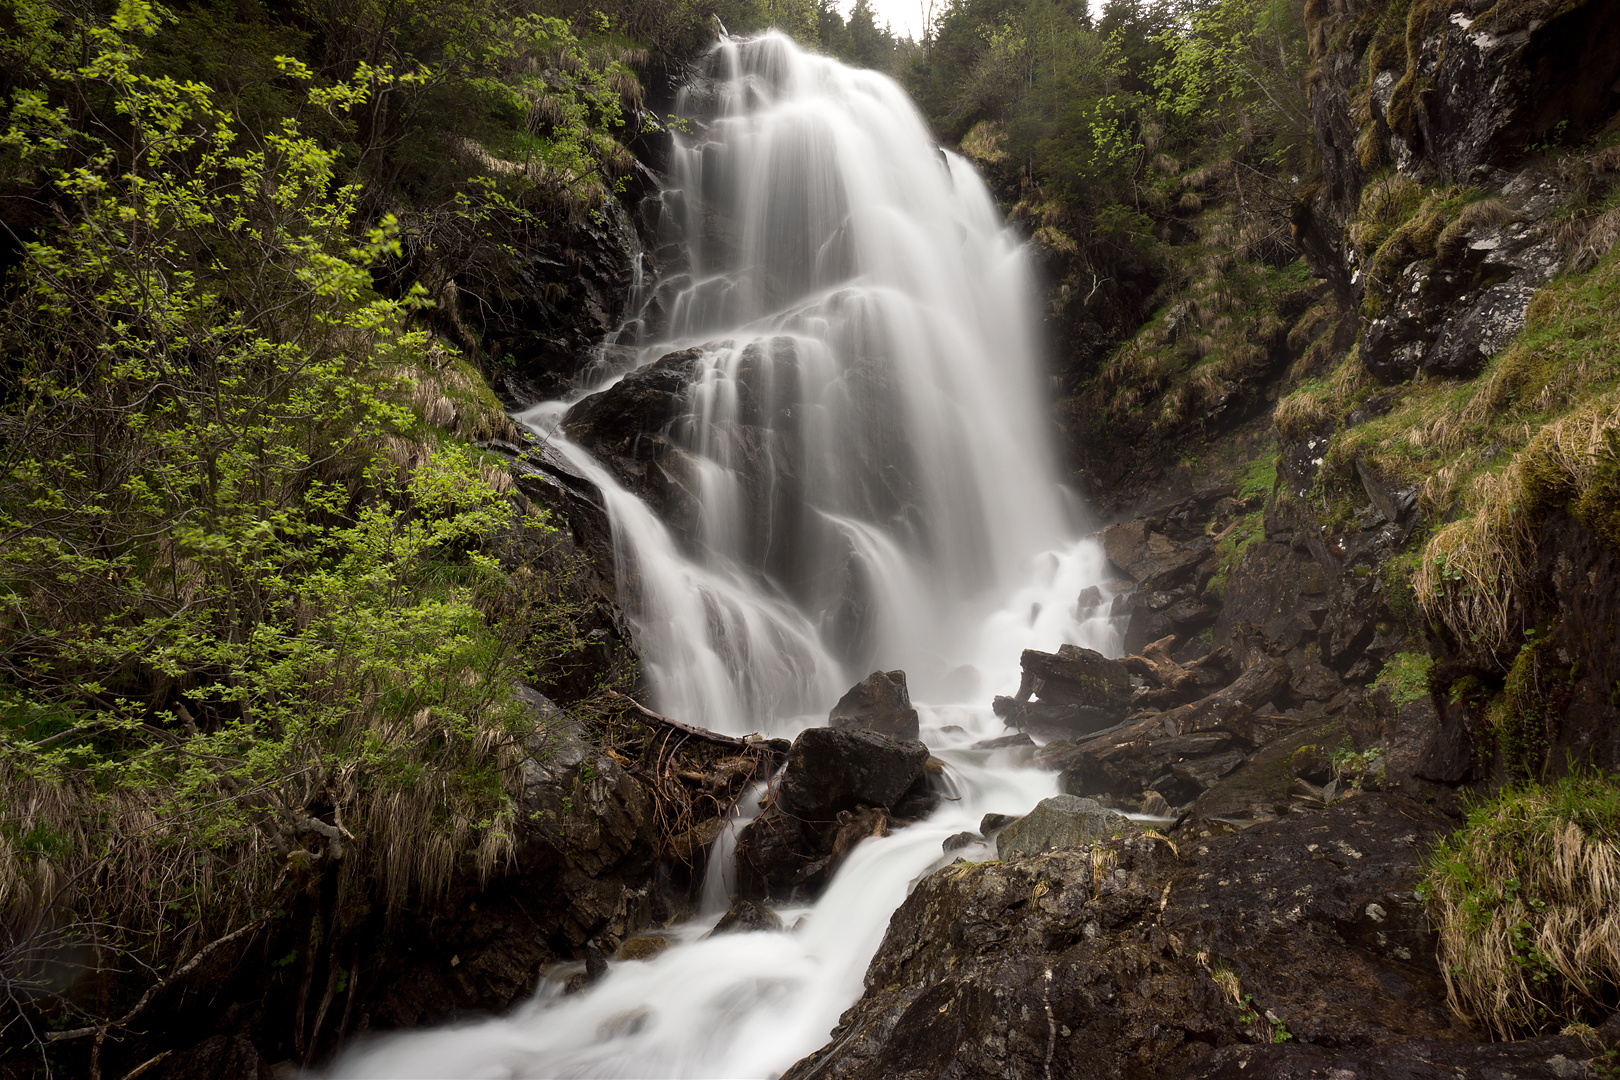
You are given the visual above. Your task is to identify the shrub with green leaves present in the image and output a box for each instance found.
[1422,773,1620,1038]
[0,0,586,1042]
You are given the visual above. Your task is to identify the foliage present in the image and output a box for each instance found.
[1422,772,1620,1038]
[1150,0,1310,170]
[814,0,901,69]
[1235,451,1278,499]
[0,1,591,1054]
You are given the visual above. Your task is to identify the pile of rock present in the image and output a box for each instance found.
[734,671,939,899]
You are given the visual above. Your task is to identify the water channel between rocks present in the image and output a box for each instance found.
[327,31,1123,1080]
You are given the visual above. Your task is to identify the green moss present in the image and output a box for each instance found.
[1379,544,1426,628]
[1371,650,1433,704]
[1490,629,1563,780]
[1235,452,1279,500]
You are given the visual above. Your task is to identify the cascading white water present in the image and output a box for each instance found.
[550,30,1080,733]
[326,31,1120,1080]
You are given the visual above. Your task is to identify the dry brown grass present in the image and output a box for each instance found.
[1435,198,1517,262]
[1274,350,1369,440]
[1560,206,1620,273]
[0,761,282,981]
[1424,775,1620,1038]
[1415,392,1620,655]
[959,121,1006,165]
[396,346,521,444]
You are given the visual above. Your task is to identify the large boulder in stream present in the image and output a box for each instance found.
[994,644,1133,738]
[734,727,932,900]
[828,670,920,741]
[995,795,1133,859]
[1015,645,1132,711]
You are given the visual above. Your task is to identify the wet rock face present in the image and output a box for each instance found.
[783,794,1465,1080]
[1175,1029,1618,1080]
[1414,0,1620,184]
[1520,510,1620,775]
[481,200,645,405]
[828,670,921,742]
[1358,221,1564,384]
[561,346,705,529]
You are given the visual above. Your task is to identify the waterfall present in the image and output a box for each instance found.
[543,31,1077,734]
[326,31,1119,1080]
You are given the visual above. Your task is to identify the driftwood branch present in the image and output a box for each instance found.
[608,691,753,749]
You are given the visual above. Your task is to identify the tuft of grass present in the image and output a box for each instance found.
[1422,772,1620,1039]
[1349,172,1423,257]
[1414,391,1620,657]
[1435,198,1518,263]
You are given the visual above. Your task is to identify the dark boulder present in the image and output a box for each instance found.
[978,812,1018,835]
[970,732,1035,750]
[828,669,920,741]
[732,806,819,899]
[777,727,931,820]
[734,728,931,900]
[156,1036,274,1080]
[1014,644,1133,711]
[992,696,1122,739]
[1170,749,1247,790]
[561,347,703,455]
[560,347,704,527]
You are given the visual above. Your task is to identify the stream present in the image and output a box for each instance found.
[327,31,1118,1079]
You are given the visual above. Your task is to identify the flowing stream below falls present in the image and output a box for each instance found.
[328,31,1120,1080]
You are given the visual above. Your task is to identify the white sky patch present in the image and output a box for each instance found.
[837,0,927,43]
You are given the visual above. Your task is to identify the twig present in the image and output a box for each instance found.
[46,917,268,1044]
